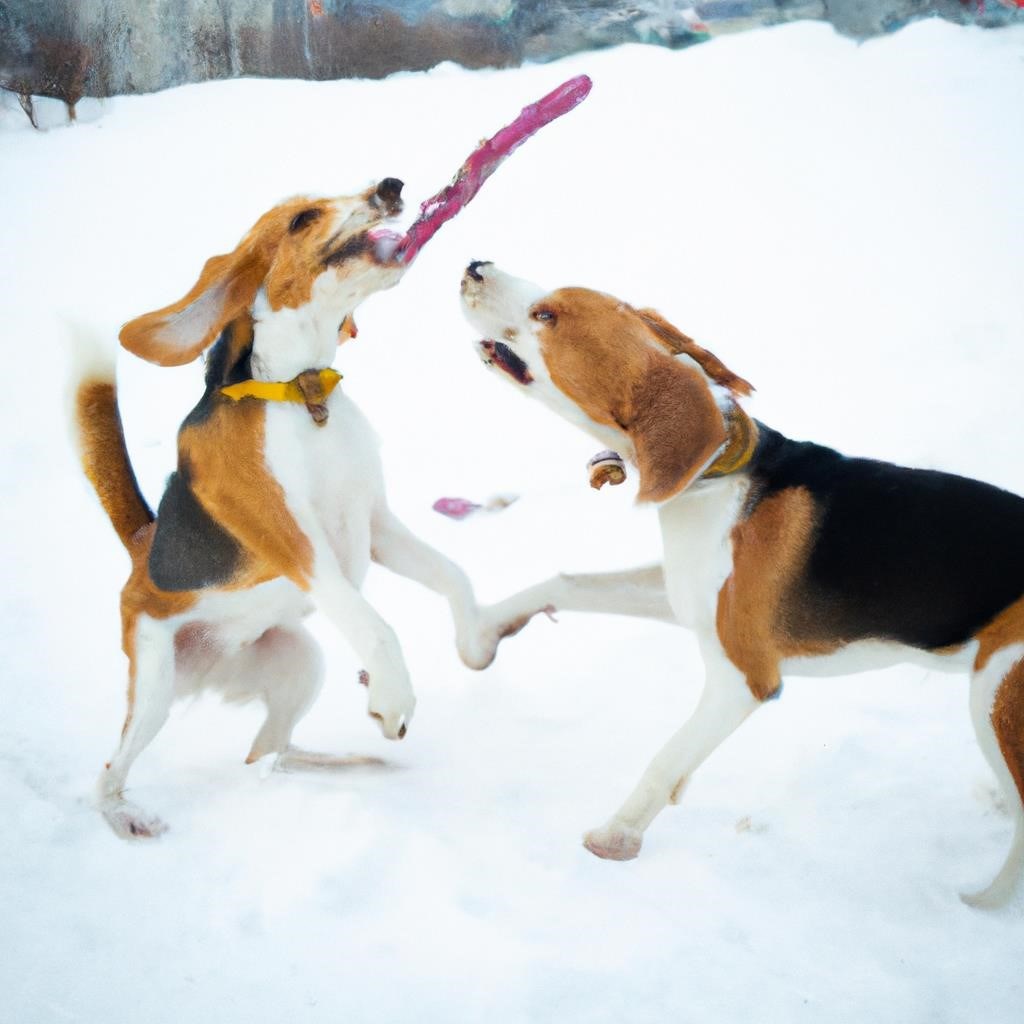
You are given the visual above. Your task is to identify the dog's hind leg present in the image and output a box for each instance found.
[583,643,759,861]
[239,626,325,769]
[97,614,175,839]
[239,629,388,772]
[178,623,325,769]
[963,644,1024,909]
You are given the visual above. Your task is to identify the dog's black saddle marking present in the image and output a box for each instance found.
[748,423,1024,651]
[149,468,242,592]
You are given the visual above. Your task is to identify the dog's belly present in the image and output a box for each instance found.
[262,392,384,585]
[182,577,312,652]
[781,638,976,679]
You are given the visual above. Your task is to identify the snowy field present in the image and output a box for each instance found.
[2,18,1024,1023]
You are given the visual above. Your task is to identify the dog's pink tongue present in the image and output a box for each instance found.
[392,74,592,265]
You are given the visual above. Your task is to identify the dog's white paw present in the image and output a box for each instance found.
[457,622,501,671]
[583,822,643,861]
[100,798,169,841]
[363,671,416,740]
[459,605,552,670]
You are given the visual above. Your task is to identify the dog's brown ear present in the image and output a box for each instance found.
[119,244,270,366]
[630,356,727,504]
[636,308,754,397]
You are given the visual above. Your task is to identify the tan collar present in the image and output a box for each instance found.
[701,402,759,479]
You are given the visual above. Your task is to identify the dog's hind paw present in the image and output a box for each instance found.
[251,751,280,780]
[100,799,169,841]
[583,822,643,861]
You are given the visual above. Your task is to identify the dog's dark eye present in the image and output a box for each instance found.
[531,308,557,324]
[289,208,322,233]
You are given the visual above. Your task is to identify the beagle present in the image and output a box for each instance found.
[460,261,1024,908]
[73,181,520,840]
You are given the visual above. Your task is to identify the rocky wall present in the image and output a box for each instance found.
[1,0,1020,114]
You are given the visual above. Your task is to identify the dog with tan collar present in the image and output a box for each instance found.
[73,181,527,840]
[460,260,1024,908]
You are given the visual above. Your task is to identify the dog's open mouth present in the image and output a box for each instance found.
[367,227,405,264]
[324,222,404,268]
[479,339,533,385]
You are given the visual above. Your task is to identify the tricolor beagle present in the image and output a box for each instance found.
[73,181,521,840]
[460,261,1024,908]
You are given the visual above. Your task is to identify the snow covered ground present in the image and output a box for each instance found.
[2,18,1023,1023]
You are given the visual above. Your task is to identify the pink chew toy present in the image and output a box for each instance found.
[370,74,593,265]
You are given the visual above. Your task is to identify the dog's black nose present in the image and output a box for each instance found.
[466,260,491,282]
[376,178,404,202]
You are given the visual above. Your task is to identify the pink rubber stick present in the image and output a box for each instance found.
[392,74,592,264]
[432,497,481,520]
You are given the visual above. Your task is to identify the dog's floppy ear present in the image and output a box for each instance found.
[635,308,754,397]
[630,356,727,504]
[119,243,270,367]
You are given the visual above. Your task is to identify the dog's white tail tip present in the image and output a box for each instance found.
[64,318,117,386]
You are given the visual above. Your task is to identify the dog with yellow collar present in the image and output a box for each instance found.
[461,261,1024,908]
[73,182,533,840]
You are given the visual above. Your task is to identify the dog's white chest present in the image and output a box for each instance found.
[262,390,384,583]
[658,476,747,630]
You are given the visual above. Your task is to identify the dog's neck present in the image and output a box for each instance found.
[249,272,367,381]
[250,293,340,382]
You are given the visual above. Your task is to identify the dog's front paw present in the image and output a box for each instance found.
[583,822,643,861]
[361,670,415,740]
[459,605,553,670]
[456,619,504,671]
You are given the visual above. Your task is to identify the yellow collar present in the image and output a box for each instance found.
[220,367,342,404]
[701,403,758,479]
[220,368,342,425]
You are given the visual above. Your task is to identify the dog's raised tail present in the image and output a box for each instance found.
[71,329,154,549]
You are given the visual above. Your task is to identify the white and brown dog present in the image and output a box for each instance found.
[460,260,1024,908]
[74,182,528,840]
